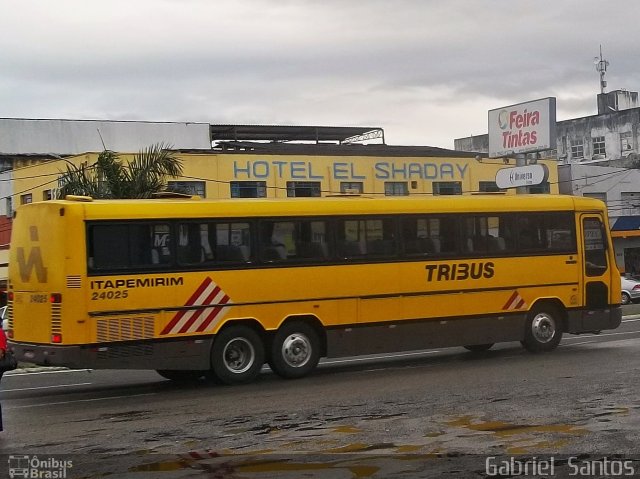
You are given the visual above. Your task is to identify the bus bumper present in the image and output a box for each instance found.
[7,338,214,370]
[7,342,80,368]
[565,306,622,334]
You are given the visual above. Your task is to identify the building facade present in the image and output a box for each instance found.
[12,143,558,204]
[455,90,640,166]
[0,121,559,290]
[558,163,640,273]
[455,90,640,273]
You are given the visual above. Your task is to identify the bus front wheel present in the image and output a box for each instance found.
[269,322,320,379]
[210,325,265,385]
[521,305,563,353]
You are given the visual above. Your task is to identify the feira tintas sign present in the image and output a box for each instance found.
[488,97,557,158]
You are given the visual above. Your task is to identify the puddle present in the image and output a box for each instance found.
[325,442,396,453]
[131,456,382,478]
[99,410,152,423]
[333,425,362,434]
[594,407,629,417]
[446,416,588,438]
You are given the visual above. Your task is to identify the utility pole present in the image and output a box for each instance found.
[516,153,527,194]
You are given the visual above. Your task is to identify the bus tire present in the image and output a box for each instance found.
[210,325,265,385]
[269,321,320,379]
[463,343,494,352]
[156,370,204,382]
[521,304,563,353]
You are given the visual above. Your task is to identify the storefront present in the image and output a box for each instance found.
[611,216,640,276]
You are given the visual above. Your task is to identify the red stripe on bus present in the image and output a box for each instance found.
[160,277,213,335]
[177,286,222,334]
[196,295,231,332]
[502,291,519,310]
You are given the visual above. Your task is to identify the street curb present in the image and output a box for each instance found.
[5,366,71,375]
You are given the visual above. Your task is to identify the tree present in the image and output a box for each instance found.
[57,143,183,199]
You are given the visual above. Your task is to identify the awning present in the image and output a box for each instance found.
[611,216,640,238]
[612,216,640,231]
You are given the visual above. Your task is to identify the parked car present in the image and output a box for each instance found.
[0,305,6,330]
[621,276,640,305]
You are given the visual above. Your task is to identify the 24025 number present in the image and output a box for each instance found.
[91,290,129,300]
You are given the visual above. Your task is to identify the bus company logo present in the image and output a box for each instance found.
[16,226,48,283]
[160,277,232,335]
[502,291,527,310]
[8,455,72,478]
[497,110,509,130]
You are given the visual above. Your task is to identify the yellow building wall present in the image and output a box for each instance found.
[12,151,559,202]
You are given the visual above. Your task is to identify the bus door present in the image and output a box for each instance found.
[581,215,611,312]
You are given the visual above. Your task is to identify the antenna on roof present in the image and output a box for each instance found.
[594,45,609,95]
[97,128,107,150]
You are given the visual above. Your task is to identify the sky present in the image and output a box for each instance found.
[1,0,639,149]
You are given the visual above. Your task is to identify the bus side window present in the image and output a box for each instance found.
[88,224,130,270]
[337,219,365,258]
[132,224,156,266]
[296,220,330,260]
[403,217,442,257]
[216,222,252,263]
[217,245,249,262]
[583,217,607,276]
[516,217,540,250]
[150,224,172,265]
[260,221,293,261]
[488,235,506,252]
[177,223,204,264]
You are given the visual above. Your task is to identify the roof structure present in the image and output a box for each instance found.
[210,124,384,144]
[200,140,481,158]
[0,118,211,155]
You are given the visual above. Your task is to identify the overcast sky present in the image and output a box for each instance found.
[1,0,638,149]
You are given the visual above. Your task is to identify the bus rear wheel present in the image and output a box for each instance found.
[521,304,563,353]
[269,322,320,379]
[210,325,265,385]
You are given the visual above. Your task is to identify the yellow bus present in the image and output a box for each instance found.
[7,194,621,384]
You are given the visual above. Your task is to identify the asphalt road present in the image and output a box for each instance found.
[2,312,640,478]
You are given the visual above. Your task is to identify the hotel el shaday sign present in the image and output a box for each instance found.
[488,97,556,158]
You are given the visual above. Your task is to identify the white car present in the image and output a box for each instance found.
[621,276,640,305]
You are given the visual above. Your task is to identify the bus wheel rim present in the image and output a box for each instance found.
[531,313,556,343]
[281,333,311,368]
[223,338,255,374]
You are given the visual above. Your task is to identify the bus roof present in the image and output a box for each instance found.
[18,194,606,220]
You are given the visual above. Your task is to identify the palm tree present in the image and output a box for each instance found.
[57,143,183,199]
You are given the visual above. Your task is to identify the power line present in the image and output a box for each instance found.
[1,158,640,202]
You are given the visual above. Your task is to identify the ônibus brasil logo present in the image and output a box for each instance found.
[8,455,73,478]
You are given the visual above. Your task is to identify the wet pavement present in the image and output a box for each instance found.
[3,330,640,477]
